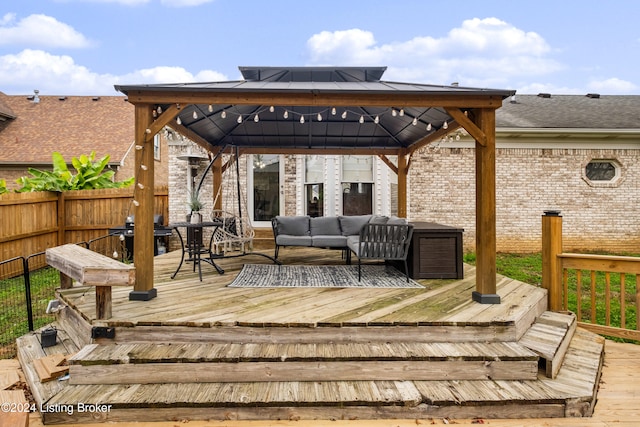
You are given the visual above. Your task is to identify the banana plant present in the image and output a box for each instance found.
[15,151,134,192]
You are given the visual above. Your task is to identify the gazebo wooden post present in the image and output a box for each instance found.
[130,104,157,301]
[397,148,408,218]
[472,108,500,304]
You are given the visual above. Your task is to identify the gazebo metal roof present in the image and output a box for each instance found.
[115,66,515,154]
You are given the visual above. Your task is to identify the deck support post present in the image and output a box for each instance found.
[542,210,563,311]
[130,104,157,301]
[472,108,499,304]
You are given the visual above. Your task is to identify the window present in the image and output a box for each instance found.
[585,160,616,181]
[583,159,623,187]
[341,155,373,215]
[305,156,323,217]
[153,134,161,160]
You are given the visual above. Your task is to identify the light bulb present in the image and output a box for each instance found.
[392,109,397,117]
[300,115,305,124]
[317,113,322,121]
[456,133,461,141]
[152,110,157,118]
[132,200,140,207]
[145,128,151,134]
[254,114,259,122]
[156,106,162,114]
[374,115,379,124]
[237,115,243,123]
[283,110,289,119]
[443,121,448,129]
[426,123,432,131]
[269,105,275,112]
[176,117,182,125]
[221,110,226,119]
[341,111,347,119]
[399,109,404,117]
[137,183,144,189]
[359,115,364,124]
[208,104,213,112]
[192,111,198,119]
[331,107,336,115]
[119,234,125,241]
[135,145,143,150]
[113,251,118,258]
[141,164,148,170]
[412,117,418,126]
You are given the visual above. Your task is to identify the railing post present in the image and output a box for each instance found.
[542,210,563,311]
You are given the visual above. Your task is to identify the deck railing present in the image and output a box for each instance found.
[542,211,640,341]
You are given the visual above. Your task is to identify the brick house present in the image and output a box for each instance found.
[0,91,169,190]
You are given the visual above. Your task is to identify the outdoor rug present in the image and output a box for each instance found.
[228,264,424,288]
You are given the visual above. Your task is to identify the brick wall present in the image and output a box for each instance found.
[409,146,640,253]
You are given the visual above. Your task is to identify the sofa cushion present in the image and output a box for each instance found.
[310,216,341,236]
[276,235,313,246]
[312,235,348,248]
[369,215,389,224]
[275,216,310,236]
[387,215,408,225]
[339,215,372,236]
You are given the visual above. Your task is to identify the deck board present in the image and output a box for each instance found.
[57,248,546,330]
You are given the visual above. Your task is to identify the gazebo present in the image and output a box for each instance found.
[114,66,515,304]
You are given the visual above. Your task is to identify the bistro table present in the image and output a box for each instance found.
[170,220,224,281]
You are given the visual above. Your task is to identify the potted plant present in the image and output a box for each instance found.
[188,189,203,223]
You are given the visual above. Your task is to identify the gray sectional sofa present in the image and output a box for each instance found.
[271,214,414,281]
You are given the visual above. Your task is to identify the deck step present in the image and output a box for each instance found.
[67,341,540,384]
[41,327,605,425]
[519,311,577,378]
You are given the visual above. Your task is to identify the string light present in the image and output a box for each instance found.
[192,111,198,119]
[132,200,140,207]
[137,183,144,189]
[221,110,226,119]
[391,109,397,117]
[176,116,182,125]
[359,115,364,124]
[283,110,288,119]
[300,115,305,124]
[426,123,432,131]
[374,115,379,124]
[208,104,213,113]
[156,106,162,114]
[135,145,143,150]
[141,164,148,171]
[443,121,448,129]
[412,117,418,126]
[317,112,322,121]
[237,115,242,123]
[331,107,336,115]
[399,108,405,117]
[254,114,259,122]
[269,105,275,112]
[341,111,347,119]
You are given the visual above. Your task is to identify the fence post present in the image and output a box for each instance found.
[542,210,563,311]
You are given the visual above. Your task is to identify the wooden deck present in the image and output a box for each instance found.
[15,248,608,424]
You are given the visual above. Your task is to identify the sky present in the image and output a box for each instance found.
[1,0,639,97]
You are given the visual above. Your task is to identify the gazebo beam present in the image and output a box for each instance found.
[127,92,506,109]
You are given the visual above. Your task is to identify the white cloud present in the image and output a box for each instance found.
[587,77,637,94]
[0,49,228,95]
[116,66,227,86]
[0,50,117,95]
[0,13,91,48]
[306,18,563,88]
[160,0,216,6]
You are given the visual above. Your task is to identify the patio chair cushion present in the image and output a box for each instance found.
[276,234,313,246]
[310,216,342,236]
[338,215,372,236]
[387,215,408,225]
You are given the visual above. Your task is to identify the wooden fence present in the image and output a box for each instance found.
[0,187,168,263]
[542,211,640,341]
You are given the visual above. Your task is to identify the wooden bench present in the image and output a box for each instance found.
[45,244,135,320]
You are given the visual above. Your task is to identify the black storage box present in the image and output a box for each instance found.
[41,327,57,348]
